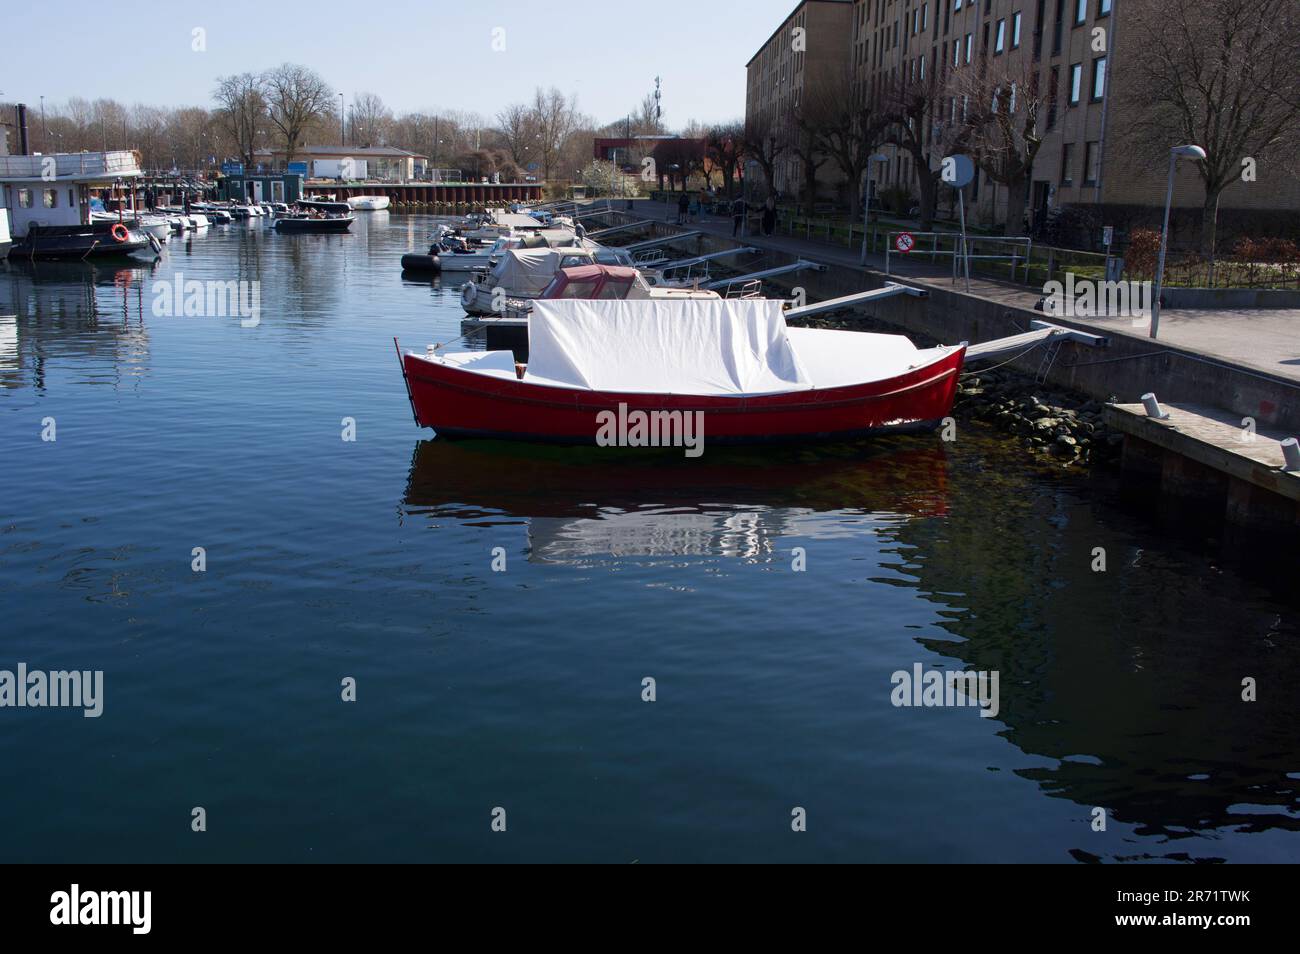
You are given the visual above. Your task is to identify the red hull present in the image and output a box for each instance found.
[399,346,965,444]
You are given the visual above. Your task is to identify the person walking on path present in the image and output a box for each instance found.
[677,192,689,225]
[761,196,776,236]
[731,195,747,237]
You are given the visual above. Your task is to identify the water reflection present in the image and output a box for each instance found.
[403,437,950,562]
[0,259,156,390]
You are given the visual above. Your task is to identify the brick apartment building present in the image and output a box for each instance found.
[746,0,1299,240]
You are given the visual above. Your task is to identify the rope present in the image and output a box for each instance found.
[960,334,1061,376]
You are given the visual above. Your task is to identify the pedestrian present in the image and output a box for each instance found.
[677,191,689,225]
[731,195,747,237]
[688,193,700,223]
[761,196,776,236]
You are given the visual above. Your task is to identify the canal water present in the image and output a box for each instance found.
[2,214,1297,863]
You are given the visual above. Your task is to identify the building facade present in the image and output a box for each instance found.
[748,0,1300,240]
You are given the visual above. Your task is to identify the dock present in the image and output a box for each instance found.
[1105,402,1299,529]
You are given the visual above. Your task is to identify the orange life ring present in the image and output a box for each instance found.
[110,223,130,243]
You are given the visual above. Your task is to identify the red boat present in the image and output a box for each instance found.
[397,299,965,447]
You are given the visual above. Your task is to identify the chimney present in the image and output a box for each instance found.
[17,103,30,155]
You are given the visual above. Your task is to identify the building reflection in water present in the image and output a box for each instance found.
[0,259,156,392]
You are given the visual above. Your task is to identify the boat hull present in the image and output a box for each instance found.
[400,346,965,445]
[10,223,151,260]
[274,216,355,233]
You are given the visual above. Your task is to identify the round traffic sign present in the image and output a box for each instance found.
[941,154,975,188]
[895,232,915,253]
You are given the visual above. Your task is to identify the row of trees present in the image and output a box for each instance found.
[4,71,688,188]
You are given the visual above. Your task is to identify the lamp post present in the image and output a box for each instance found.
[339,93,345,146]
[861,154,889,264]
[1150,144,1206,339]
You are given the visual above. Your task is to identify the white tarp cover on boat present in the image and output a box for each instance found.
[489,248,593,296]
[526,299,813,395]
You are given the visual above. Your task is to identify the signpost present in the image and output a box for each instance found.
[941,154,975,292]
[220,161,243,177]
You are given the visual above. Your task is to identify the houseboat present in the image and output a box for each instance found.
[0,151,154,260]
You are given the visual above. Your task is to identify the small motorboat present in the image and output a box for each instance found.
[274,212,355,233]
[348,195,391,211]
[401,250,442,273]
[459,246,601,315]
[90,210,171,241]
[397,299,966,446]
[297,197,351,215]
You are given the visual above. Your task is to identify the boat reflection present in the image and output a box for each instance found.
[0,258,157,390]
[403,437,951,562]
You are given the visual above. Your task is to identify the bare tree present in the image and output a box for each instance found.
[263,63,333,165]
[705,121,746,197]
[531,87,579,181]
[810,70,890,213]
[631,93,665,135]
[880,68,968,229]
[213,72,267,168]
[348,92,391,146]
[1118,0,1300,267]
[495,103,536,167]
[950,58,1047,232]
[743,112,787,198]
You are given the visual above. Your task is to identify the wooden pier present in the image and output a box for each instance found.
[302,181,543,212]
[1105,402,1300,530]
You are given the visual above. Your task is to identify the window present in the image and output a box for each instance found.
[1098,0,1111,14]
[955,0,962,9]
[995,19,1005,52]
[922,3,929,30]
[1074,0,1087,24]
[953,38,961,65]
[1091,56,1107,100]
[1069,62,1082,104]
[1084,141,1100,184]
[1012,12,1021,47]
[43,189,57,208]
[965,32,973,62]
[920,53,926,79]
[1052,0,1064,54]
[1060,143,1074,185]
[18,188,32,208]
[1047,66,1060,128]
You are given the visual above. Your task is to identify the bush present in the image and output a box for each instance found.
[878,185,914,215]
[1124,228,1161,275]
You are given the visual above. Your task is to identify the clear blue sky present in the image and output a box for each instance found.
[4,0,794,127]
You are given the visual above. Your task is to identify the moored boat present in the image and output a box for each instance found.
[398,298,966,446]
[348,195,391,211]
[274,213,355,233]
[297,197,351,215]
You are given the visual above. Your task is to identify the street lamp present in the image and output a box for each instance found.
[339,93,345,146]
[1150,143,1206,339]
[861,153,890,264]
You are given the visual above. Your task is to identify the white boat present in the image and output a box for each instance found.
[90,210,171,241]
[459,246,604,315]
[188,213,210,228]
[0,208,11,260]
[348,195,391,211]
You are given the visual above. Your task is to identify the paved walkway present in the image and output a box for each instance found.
[619,198,1300,385]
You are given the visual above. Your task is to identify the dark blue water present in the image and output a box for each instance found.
[2,214,1297,863]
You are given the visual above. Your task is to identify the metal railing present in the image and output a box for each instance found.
[0,150,142,179]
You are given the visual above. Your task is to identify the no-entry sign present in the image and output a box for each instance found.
[895,232,915,253]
